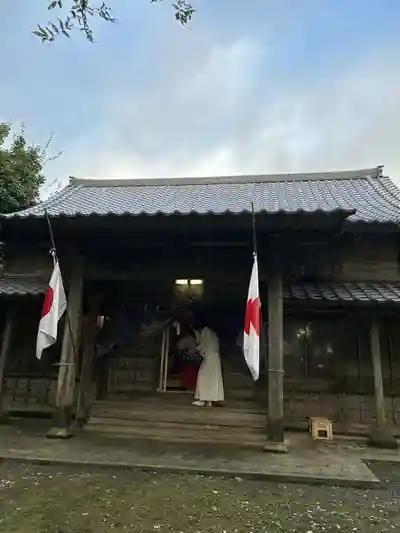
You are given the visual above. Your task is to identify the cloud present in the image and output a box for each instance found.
[52,42,399,190]
[231,47,400,179]
[19,2,397,195]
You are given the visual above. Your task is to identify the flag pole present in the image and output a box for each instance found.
[44,209,77,364]
[250,203,268,371]
[251,202,257,258]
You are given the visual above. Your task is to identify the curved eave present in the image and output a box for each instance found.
[0,207,355,219]
[0,209,357,235]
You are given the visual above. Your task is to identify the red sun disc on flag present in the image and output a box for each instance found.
[244,297,260,336]
[41,287,54,318]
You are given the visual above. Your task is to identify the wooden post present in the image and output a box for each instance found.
[265,257,287,452]
[369,316,398,448]
[76,303,98,426]
[0,308,13,419]
[47,257,84,438]
[370,319,386,426]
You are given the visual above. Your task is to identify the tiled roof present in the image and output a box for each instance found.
[0,276,46,296]
[285,281,400,304]
[3,166,400,224]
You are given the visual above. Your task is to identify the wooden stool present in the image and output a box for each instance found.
[309,417,333,440]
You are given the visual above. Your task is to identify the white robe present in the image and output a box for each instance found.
[195,327,224,402]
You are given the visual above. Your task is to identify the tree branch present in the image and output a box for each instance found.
[33,1,195,43]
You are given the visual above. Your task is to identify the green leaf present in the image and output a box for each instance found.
[35,1,194,43]
[0,123,60,214]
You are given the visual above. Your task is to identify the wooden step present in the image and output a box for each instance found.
[89,417,265,433]
[94,395,263,409]
[98,393,262,409]
[92,402,265,418]
[85,420,266,446]
[86,391,267,446]
[89,407,266,428]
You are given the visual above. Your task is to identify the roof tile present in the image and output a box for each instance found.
[0,276,46,296]
[3,166,400,225]
[286,281,400,304]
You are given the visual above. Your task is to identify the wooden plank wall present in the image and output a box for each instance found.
[107,337,161,394]
[335,235,400,281]
[3,233,399,283]
[284,390,400,427]
[1,298,62,412]
[4,252,52,277]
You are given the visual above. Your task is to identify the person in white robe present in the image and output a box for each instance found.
[192,324,224,406]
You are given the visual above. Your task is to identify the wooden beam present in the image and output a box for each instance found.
[0,308,13,419]
[265,257,287,452]
[47,257,84,438]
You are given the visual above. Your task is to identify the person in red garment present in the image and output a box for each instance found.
[176,310,201,390]
[177,333,200,389]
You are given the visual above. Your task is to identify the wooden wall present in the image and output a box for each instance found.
[334,235,400,281]
[283,390,400,430]
[3,231,399,283]
[4,250,52,277]
[1,298,63,413]
[279,234,400,282]
[86,237,392,284]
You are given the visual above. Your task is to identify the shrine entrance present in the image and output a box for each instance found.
[86,277,266,444]
[91,275,260,403]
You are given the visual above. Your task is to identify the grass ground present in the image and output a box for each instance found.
[0,461,399,532]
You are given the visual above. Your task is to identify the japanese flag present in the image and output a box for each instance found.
[36,259,67,360]
[243,253,261,380]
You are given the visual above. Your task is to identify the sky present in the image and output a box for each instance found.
[1,0,400,196]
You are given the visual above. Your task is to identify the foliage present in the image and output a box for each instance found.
[34,0,195,42]
[0,123,54,214]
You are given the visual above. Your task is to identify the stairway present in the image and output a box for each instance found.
[85,393,267,447]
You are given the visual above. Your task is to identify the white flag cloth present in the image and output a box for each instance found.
[36,259,67,360]
[243,253,261,380]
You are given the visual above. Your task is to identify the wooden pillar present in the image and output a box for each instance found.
[76,303,98,426]
[0,308,13,419]
[47,257,84,438]
[369,316,398,448]
[370,319,386,426]
[265,258,287,452]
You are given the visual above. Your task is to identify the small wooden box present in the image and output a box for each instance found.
[309,417,333,440]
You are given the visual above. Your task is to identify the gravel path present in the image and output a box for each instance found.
[0,461,399,532]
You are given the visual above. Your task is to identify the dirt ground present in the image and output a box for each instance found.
[0,461,399,533]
